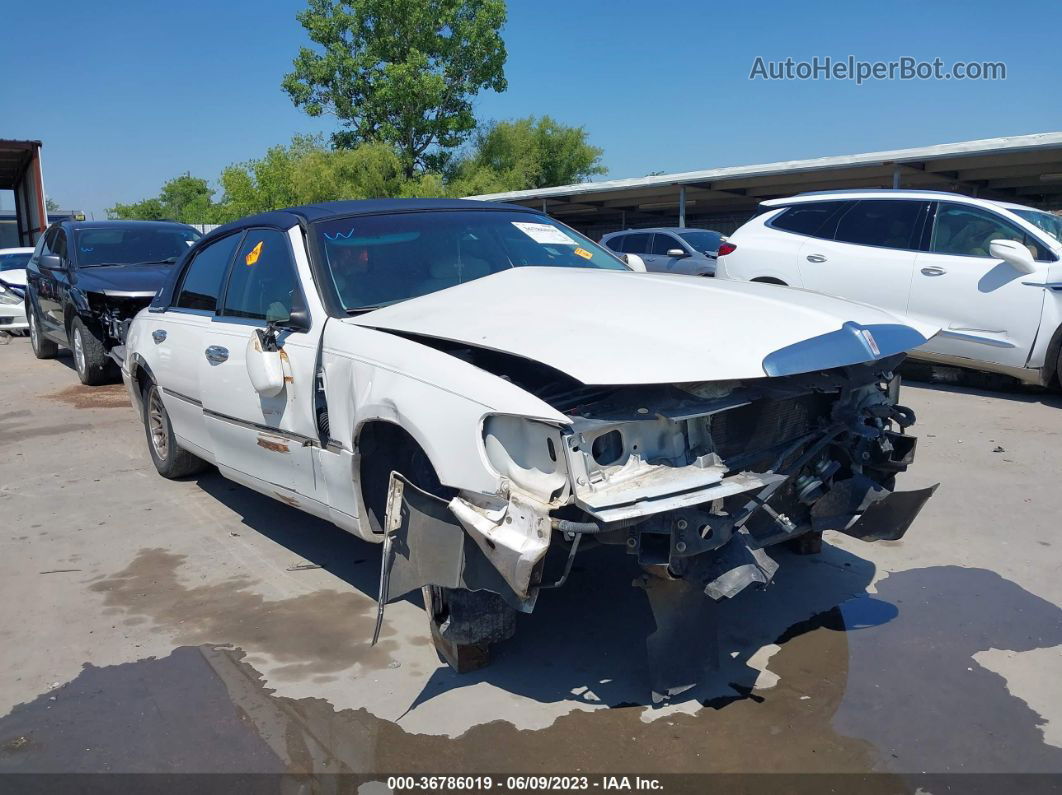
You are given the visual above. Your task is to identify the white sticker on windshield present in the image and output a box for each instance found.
[512,221,576,245]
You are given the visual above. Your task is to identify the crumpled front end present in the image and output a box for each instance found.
[376,350,936,696]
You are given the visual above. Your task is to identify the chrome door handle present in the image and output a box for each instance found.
[204,345,229,364]
[151,329,167,344]
[921,266,947,276]
[806,254,827,263]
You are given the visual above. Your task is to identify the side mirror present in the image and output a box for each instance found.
[245,329,287,397]
[285,307,311,331]
[666,248,688,258]
[989,239,1037,274]
[39,254,63,271]
[624,253,647,272]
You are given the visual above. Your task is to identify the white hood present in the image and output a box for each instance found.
[349,267,937,385]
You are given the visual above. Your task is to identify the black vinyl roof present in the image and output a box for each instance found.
[205,198,531,240]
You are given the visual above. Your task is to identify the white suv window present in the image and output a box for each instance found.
[931,202,1050,261]
[769,201,845,238]
[833,199,924,250]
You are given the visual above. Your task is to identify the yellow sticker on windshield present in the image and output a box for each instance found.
[245,241,263,266]
[574,247,592,260]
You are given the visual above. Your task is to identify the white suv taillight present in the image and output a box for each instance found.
[717,241,737,257]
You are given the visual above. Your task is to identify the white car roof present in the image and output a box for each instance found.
[759,189,1042,214]
[0,247,34,255]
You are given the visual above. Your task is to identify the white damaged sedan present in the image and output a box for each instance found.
[121,199,938,697]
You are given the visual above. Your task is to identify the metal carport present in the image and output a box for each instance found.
[469,132,1062,238]
[0,139,48,248]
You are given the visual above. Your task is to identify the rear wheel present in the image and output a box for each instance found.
[142,380,208,478]
[28,303,58,359]
[71,317,117,385]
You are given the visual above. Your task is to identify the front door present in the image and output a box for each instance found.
[909,201,1048,369]
[198,227,324,507]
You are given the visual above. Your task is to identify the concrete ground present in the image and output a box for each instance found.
[1,332,1062,782]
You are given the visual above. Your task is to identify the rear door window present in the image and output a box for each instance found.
[621,233,652,254]
[174,233,242,313]
[604,235,626,252]
[769,201,847,238]
[833,199,924,250]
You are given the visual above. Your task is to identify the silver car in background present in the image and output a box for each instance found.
[600,227,724,276]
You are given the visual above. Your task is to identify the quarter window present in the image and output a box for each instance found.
[833,200,924,250]
[604,235,625,252]
[931,203,1049,260]
[770,201,846,238]
[221,229,299,323]
[174,233,242,312]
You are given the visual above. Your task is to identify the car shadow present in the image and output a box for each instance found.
[192,469,401,604]
[900,361,1062,407]
[190,467,882,706]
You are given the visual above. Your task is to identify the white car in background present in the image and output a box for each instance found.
[0,246,33,334]
[716,190,1062,386]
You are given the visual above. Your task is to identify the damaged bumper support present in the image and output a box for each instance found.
[376,362,938,699]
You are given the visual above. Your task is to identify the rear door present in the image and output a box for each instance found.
[145,231,243,457]
[909,201,1049,368]
[796,199,927,317]
[199,227,325,507]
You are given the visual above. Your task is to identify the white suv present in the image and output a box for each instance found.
[717,190,1062,386]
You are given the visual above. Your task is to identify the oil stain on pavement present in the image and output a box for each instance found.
[5,555,1062,776]
[88,548,398,679]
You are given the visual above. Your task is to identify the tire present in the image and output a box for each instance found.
[28,303,58,359]
[360,424,516,671]
[141,380,208,478]
[71,317,117,385]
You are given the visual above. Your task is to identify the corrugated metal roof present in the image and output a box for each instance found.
[468,132,1062,202]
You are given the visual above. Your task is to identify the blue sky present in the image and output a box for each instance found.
[3,0,1060,218]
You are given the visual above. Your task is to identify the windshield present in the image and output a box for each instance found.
[75,226,201,267]
[677,230,721,254]
[316,210,629,311]
[0,252,32,272]
[1012,209,1062,244]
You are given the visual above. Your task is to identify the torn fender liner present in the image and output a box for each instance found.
[836,484,939,542]
[810,475,939,542]
[695,529,780,601]
[638,575,719,704]
[372,475,531,645]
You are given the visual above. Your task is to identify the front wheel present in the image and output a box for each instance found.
[71,317,116,385]
[28,303,58,359]
[423,585,516,673]
[142,381,208,478]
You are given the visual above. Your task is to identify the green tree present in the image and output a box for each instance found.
[282,0,508,177]
[214,136,414,221]
[108,173,216,223]
[45,197,60,212]
[456,116,606,192]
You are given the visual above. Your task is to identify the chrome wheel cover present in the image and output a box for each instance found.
[148,388,169,460]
